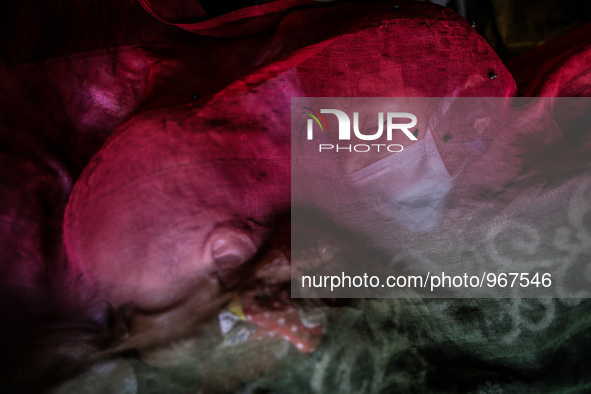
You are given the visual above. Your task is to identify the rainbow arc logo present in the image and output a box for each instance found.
[302,107,328,133]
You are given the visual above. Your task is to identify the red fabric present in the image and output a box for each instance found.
[139,0,208,23]
[139,0,319,37]
[506,22,591,155]
[506,22,591,97]
[218,2,516,98]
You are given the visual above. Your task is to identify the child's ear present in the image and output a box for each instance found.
[208,227,258,289]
